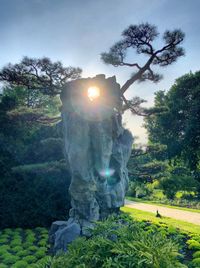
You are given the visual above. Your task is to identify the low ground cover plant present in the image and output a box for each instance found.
[0,227,50,267]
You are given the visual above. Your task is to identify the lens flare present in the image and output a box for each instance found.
[99,168,115,178]
[87,86,100,101]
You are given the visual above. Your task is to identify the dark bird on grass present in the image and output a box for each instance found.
[156,210,162,218]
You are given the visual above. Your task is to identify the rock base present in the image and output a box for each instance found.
[49,220,81,253]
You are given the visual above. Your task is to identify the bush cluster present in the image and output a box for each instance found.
[0,227,50,267]
[0,160,71,228]
[41,215,191,268]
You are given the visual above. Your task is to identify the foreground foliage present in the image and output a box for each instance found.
[1,214,200,267]
[40,215,199,268]
[0,227,50,267]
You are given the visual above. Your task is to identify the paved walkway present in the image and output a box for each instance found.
[125,200,200,225]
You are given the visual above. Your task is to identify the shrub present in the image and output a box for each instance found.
[190,235,200,243]
[43,215,184,268]
[0,264,8,268]
[28,245,38,252]
[12,260,29,268]
[26,235,36,243]
[3,229,13,235]
[16,249,29,257]
[12,234,22,240]
[15,228,23,232]
[35,249,46,259]
[23,255,37,264]
[25,229,34,234]
[0,234,9,240]
[127,181,153,198]
[192,257,200,267]
[0,238,8,244]
[0,245,10,251]
[40,233,48,240]
[2,254,19,265]
[159,177,180,199]
[38,239,47,247]
[35,227,48,233]
[0,160,71,228]
[10,238,22,247]
[12,245,23,253]
[159,166,198,200]
[193,251,200,258]
[22,242,33,248]
[36,256,53,267]
[38,247,47,252]
[187,239,200,250]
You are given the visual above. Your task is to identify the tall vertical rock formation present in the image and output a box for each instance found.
[50,75,133,252]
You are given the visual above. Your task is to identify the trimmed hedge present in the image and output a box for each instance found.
[0,160,71,228]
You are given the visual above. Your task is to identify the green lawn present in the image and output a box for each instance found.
[126,196,200,213]
[121,206,200,234]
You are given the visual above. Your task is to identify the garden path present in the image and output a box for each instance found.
[125,200,200,225]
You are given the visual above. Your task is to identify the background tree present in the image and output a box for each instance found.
[127,141,199,200]
[0,85,71,228]
[127,142,168,198]
[0,57,82,96]
[144,71,200,193]
[0,55,81,228]
[159,165,198,199]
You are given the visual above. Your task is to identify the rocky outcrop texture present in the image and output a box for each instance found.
[50,75,133,252]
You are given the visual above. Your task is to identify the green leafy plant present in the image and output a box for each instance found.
[193,251,200,258]
[28,245,38,252]
[35,249,46,259]
[2,254,19,265]
[12,260,29,268]
[12,245,24,253]
[16,249,30,257]
[187,239,200,250]
[43,215,184,268]
[192,257,200,267]
[0,264,8,268]
[23,255,37,264]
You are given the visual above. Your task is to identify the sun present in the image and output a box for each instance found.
[87,86,100,101]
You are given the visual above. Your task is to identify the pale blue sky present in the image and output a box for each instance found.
[0,0,199,143]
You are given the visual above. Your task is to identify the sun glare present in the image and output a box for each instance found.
[87,86,100,101]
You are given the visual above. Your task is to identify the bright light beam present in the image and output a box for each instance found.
[87,86,100,101]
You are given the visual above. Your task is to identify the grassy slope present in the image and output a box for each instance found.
[121,206,200,234]
[126,196,200,213]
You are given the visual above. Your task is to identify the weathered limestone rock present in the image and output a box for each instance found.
[54,222,81,252]
[50,74,133,252]
[49,221,68,245]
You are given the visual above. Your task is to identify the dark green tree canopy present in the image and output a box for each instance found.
[128,143,168,183]
[145,71,200,170]
[0,57,82,123]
